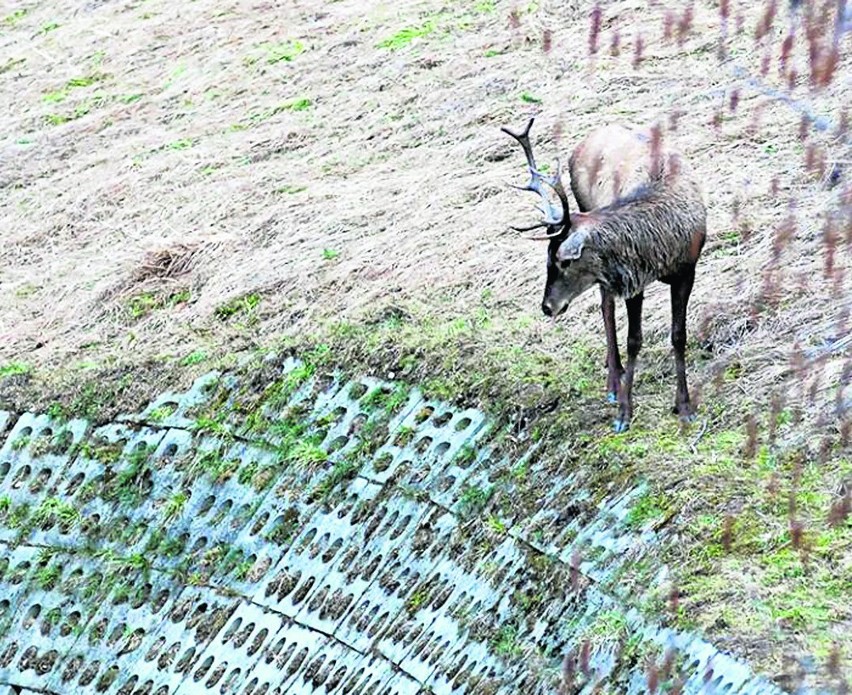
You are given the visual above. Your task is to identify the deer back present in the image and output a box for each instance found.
[568,124,690,212]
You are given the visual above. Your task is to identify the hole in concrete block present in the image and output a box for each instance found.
[243,508,268,535]
[17,645,38,671]
[12,464,32,489]
[222,617,242,643]
[107,622,127,646]
[193,655,214,682]
[117,676,139,695]
[284,646,308,677]
[304,654,327,684]
[454,416,473,431]
[175,646,196,673]
[265,638,285,665]
[308,531,331,559]
[348,383,368,400]
[64,471,85,495]
[205,660,227,687]
[23,604,41,629]
[233,622,255,649]
[222,667,242,692]
[152,589,170,613]
[59,611,82,637]
[291,576,315,604]
[328,435,348,453]
[248,628,268,657]
[414,406,434,424]
[146,636,167,662]
[161,643,182,672]
[199,495,216,515]
[373,452,393,472]
[61,655,83,682]
[95,664,119,692]
[432,411,453,427]
[78,659,101,686]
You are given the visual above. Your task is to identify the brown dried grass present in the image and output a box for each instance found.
[1,0,848,396]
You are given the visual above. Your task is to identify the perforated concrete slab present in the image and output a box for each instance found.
[0,359,790,694]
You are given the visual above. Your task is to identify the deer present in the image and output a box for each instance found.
[501,117,706,433]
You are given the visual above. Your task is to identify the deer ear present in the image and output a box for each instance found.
[556,229,587,262]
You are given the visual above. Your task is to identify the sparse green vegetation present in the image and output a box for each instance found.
[191,447,239,483]
[405,587,430,614]
[77,437,125,465]
[579,609,631,647]
[263,40,305,64]
[0,362,30,378]
[31,497,80,531]
[231,98,312,131]
[215,293,261,321]
[166,138,194,150]
[312,459,358,499]
[35,563,62,590]
[2,9,27,26]
[458,484,492,518]
[109,444,155,505]
[377,21,437,50]
[285,97,311,111]
[454,444,476,467]
[277,184,307,194]
[492,624,522,658]
[520,92,542,104]
[163,491,188,521]
[625,490,670,530]
[126,289,190,320]
[180,350,207,367]
[287,441,328,469]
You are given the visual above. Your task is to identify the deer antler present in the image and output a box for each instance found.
[502,117,571,236]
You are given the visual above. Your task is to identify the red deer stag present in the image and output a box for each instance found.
[502,117,706,433]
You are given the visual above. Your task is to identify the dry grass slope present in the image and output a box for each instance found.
[1,0,851,690]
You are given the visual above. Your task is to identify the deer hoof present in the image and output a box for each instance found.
[607,391,618,404]
[612,419,630,434]
[673,403,695,421]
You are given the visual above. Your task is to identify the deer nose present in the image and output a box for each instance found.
[541,301,553,317]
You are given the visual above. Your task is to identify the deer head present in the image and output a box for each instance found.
[502,118,596,317]
[541,225,598,317]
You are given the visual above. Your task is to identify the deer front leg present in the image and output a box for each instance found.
[615,293,643,433]
[600,287,624,404]
[670,265,696,421]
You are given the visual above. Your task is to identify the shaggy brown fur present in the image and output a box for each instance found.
[505,121,707,432]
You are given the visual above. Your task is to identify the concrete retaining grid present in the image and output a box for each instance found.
[0,357,792,694]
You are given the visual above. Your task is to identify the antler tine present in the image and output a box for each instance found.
[500,117,538,171]
[508,222,564,239]
[527,229,564,240]
[502,117,568,230]
[542,157,571,218]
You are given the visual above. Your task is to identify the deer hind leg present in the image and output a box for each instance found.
[670,264,697,421]
[600,287,624,404]
[615,292,644,433]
